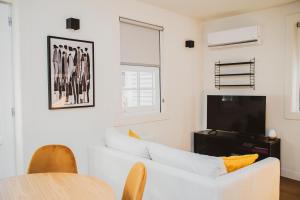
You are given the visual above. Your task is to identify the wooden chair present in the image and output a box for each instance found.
[122,162,147,200]
[27,145,78,174]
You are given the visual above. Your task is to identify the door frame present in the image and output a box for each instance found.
[0,0,24,175]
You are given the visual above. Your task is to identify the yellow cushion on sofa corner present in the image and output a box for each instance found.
[128,129,141,140]
[223,154,259,173]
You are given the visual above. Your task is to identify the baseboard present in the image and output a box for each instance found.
[281,168,300,181]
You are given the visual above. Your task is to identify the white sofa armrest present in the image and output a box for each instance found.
[216,157,280,200]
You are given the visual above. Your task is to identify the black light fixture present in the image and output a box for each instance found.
[66,18,80,30]
[185,40,195,48]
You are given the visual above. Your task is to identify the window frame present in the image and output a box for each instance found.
[285,13,300,120]
[114,18,168,126]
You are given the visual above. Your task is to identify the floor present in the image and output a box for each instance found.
[280,177,300,200]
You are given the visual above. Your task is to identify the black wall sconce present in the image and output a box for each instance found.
[66,18,80,30]
[185,40,195,48]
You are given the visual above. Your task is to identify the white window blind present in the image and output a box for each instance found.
[120,17,163,67]
[120,18,163,114]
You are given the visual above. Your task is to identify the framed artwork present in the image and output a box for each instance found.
[47,36,95,109]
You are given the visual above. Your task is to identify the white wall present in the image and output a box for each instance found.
[201,1,300,181]
[16,0,202,174]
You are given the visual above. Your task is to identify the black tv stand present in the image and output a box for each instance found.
[207,130,217,135]
[208,130,241,137]
[194,130,280,161]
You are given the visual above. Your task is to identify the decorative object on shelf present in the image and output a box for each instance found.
[66,18,80,30]
[215,58,255,90]
[185,40,194,48]
[267,129,277,139]
[47,36,95,109]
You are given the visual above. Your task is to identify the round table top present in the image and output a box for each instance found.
[0,173,115,200]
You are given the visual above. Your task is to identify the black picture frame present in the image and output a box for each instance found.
[47,36,95,109]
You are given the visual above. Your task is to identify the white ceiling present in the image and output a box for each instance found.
[137,0,298,20]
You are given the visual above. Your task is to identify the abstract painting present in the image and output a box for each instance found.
[47,36,95,109]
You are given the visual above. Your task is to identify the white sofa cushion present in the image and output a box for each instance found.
[147,142,227,177]
[104,128,150,159]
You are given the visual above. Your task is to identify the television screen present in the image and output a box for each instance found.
[207,95,266,136]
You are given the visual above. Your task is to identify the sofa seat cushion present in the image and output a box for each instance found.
[147,142,227,177]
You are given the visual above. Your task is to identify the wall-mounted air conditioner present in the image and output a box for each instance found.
[207,25,260,48]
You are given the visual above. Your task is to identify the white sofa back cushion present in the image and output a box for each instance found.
[147,142,227,177]
[105,128,150,159]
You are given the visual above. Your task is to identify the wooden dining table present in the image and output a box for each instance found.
[0,173,115,200]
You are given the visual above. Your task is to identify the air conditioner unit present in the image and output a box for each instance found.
[207,25,260,48]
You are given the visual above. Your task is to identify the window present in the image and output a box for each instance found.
[120,17,163,114]
[285,13,300,119]
[122,66,160,113]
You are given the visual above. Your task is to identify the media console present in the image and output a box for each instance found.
[194,130,280,161]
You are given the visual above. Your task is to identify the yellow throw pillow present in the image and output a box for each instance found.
[223,154,259,173]
[128,129,141,140]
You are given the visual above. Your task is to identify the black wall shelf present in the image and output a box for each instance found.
[215,73,254,77]
[215,58,255,90]
[215,61,255,66]
[218,84,255,87]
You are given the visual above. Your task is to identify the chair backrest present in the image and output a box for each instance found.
[122,162,147,200]
[27,145,78,174]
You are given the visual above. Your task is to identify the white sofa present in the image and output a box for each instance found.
[88,133,280,200]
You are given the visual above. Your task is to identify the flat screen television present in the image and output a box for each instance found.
[207,95,266,136]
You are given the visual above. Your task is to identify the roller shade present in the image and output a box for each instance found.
[120,17,163,67]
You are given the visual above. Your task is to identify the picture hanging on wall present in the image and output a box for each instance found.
[47,36,95,109]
